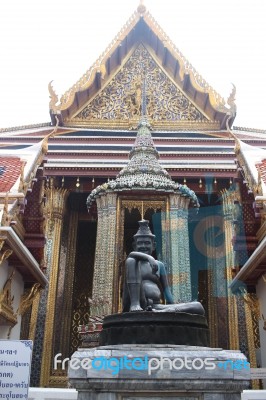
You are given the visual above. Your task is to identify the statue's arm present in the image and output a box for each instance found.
[158,261,174,304]
[128,251,155,264]
[128,251,152,260]
[128,252,158,273]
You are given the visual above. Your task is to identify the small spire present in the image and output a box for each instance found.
[137,0,146,15]
[141,76,147,118]
[138,66,150,128]
[118,91,170,179]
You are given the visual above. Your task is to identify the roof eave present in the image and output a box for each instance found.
[0,227,48,287]
[229,234,266,293]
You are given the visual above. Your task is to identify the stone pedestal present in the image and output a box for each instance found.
[68,345,250,399]
[100,312,209,347]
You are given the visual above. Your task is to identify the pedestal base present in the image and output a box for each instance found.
[100,312,209,346]
[69,345,250,399]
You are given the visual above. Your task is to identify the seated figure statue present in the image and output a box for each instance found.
[123,219,204,315]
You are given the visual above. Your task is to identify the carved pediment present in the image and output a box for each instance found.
[67,44,217,130]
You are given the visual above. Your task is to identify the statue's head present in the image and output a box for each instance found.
[133,220,155,255]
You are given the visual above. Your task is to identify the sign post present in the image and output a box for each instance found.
[0,340,32,399]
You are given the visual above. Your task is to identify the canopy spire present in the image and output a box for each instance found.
[138,63,150,129]
[141,69,147,118]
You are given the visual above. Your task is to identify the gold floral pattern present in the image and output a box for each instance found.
[74,44,208,123]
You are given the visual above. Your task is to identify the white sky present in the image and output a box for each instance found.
[0,0,265,130]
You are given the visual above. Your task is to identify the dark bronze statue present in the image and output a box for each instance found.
[123,220,204,315]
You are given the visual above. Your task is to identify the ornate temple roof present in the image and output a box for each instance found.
[49,2,235,131]
[0,2,264,180]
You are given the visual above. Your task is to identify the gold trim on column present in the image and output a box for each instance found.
[222,189,239,349]
[206,216,218,348]
[40,187,68,387]
[244,299,259,389]
[59,209,79,358]
[41,220,63,386]
[207,268,218,348]
[228,295,239,349]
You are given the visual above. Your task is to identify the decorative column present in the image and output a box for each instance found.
[59,207,79,359]
[92,196,107,301]
[112,197,124,313]
[243,295,260,388]
[92,192,117,314]
[169,194,191,302]
[161,197,171,275]
[205,214,219,348]
[106,193,117,312]
[40,183,68,387]
[92,196,105,300]
[222,189,239,349]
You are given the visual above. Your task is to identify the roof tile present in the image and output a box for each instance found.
[0,157,23,192]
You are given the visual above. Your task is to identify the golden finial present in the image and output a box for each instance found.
[48,81,60,112]
[137,0,146,15]
[141,201,144,219]
[227,83,237,116]
[225,85,240,155]
[226,114,240,155]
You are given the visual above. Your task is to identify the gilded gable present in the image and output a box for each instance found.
[68,44,217,130]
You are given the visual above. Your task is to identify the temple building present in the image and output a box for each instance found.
[0,1,265,389]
